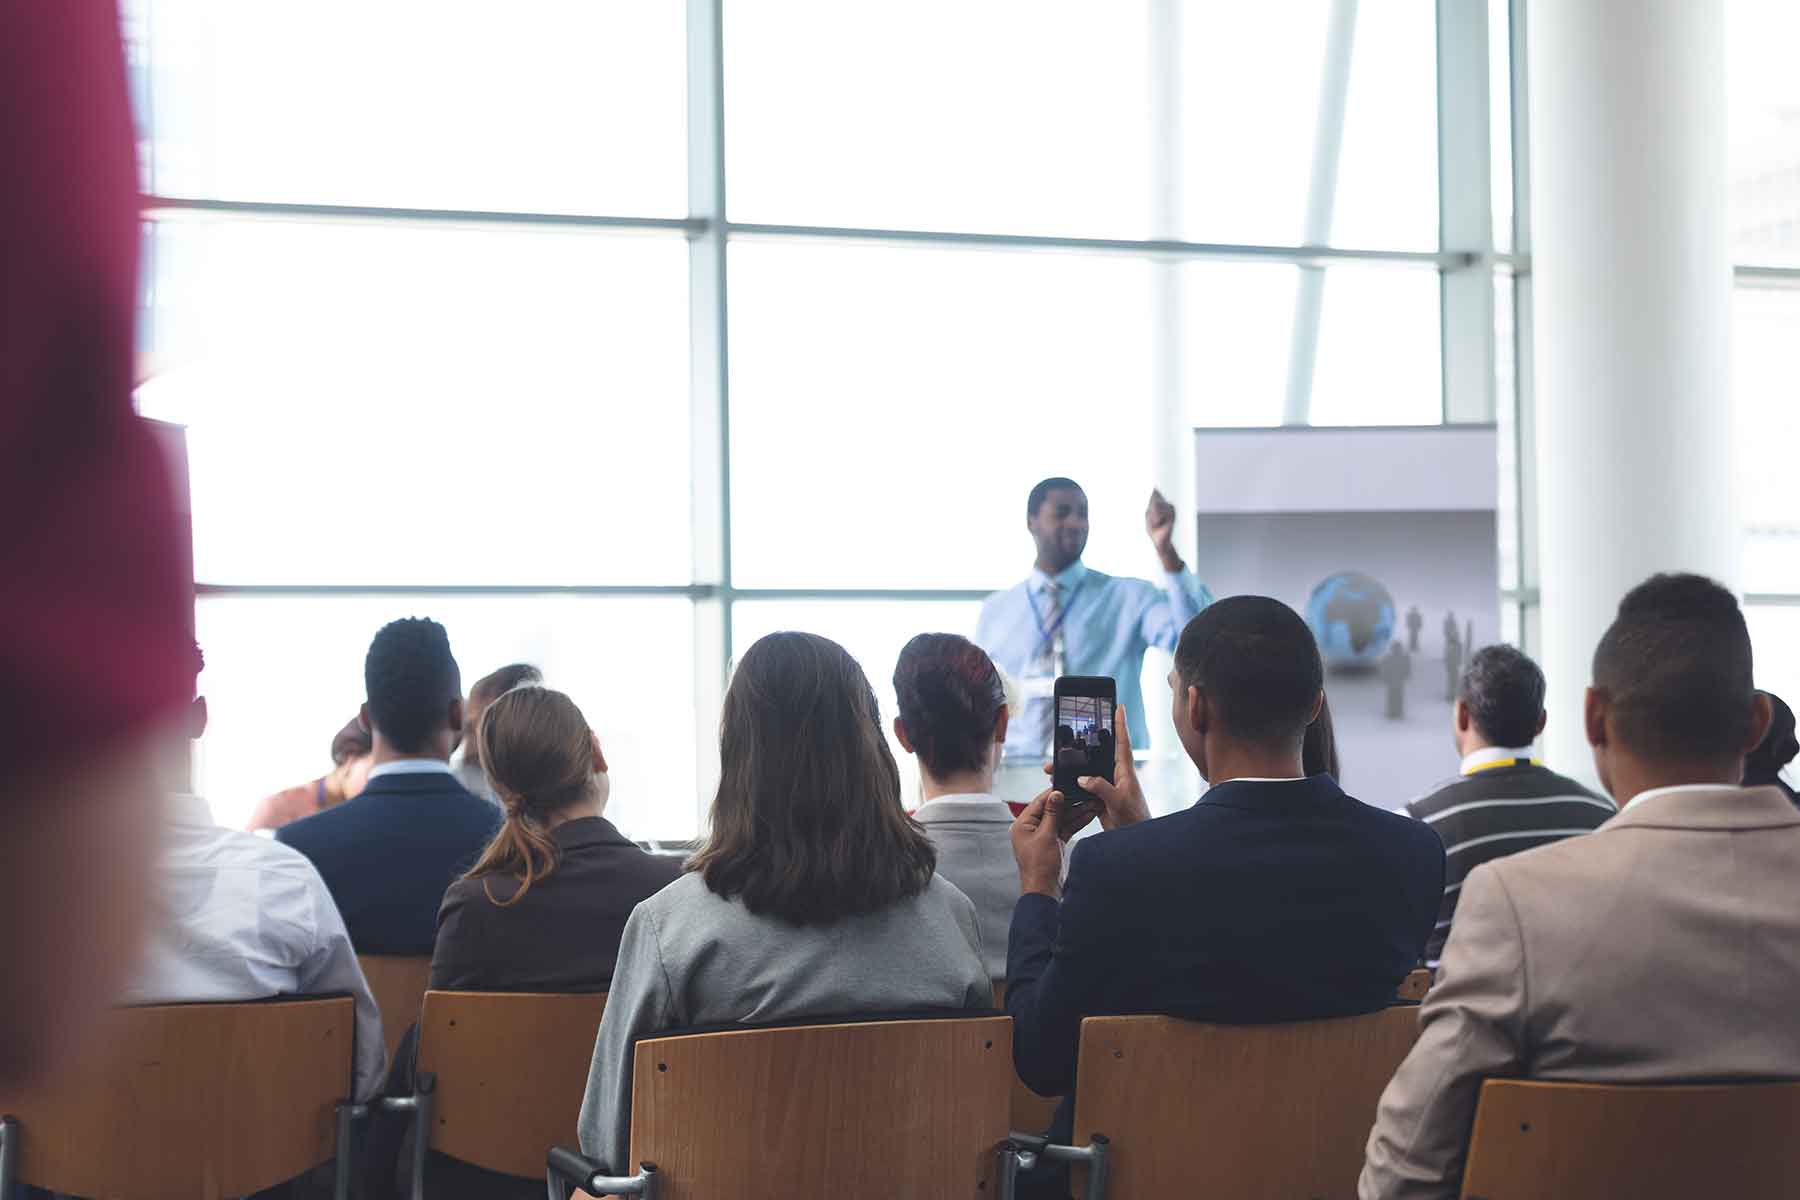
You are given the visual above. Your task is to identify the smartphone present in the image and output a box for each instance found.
[1052,675,1117,833]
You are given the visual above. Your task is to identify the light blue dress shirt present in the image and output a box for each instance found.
[975,560,1213,758]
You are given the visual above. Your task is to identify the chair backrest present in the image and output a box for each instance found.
[415,990,608,1178]
[627,1015,1012,1199]
[1397,968,1433,1002]
[1070,1007,1421,1198]
[359,954,433,1061]
[993,981,1062,1134]
[0,997,354,1197]
[1459,1079,1800,1199]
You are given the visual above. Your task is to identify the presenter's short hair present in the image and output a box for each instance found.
[1458,645,1546,749]
[364,617,462,754]
[1027,476,1084,518]
[1174,596,1323,745]
[1592,573,1754,762]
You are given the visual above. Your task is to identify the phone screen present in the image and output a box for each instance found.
[1052,679,1116,803]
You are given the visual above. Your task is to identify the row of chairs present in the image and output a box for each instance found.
[3,977,1796,1198]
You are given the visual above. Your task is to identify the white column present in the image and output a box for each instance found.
[1527,0,1737,771]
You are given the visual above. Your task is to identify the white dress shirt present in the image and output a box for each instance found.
[365,757,457,781]
[124,792,387,1101]
[1622,781,1744,813]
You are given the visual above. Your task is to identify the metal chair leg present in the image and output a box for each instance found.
[407,1073,435,1200]
[332,1102,367,1200]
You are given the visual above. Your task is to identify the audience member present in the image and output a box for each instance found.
[1304,691,1341,780]
[1744,690,1800,807]
[451,662,543,803]
[893,632,1017,979]
[1006,596,1444,1183]
[126,648,385,1101]
[277,618,501,955]
[432,684,679,991]
[1406,644,1615,966]
[575,632,990,1176]
[0,0,194,1086]
[244,715,374,832]
[1361,574,1800,1200]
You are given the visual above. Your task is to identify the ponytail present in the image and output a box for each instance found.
[459,685,597,906]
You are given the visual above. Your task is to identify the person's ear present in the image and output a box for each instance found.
[188,696,209,741]
[1454,700,1473,734]
[1584,687,1608,750]
[993,705,1010,745]
[1188,685,1208,737]
[1534,709,1549,739]
[1307,690,1324,725]
[448,697,464,735]
[892,717,915,755]
[1745,691,1775,754]
[590,730,609,776]
[358,703,371,734]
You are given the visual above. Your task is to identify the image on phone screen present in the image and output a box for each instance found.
[1054,693,1115,785]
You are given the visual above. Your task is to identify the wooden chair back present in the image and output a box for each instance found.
[1397,968,1433,1002]
[993,981,1062,1134]
[415,990,608,1178]
[626,1015,1012,1199]
[1069,1007,1421,1198]
[0,997,354,1198]
[359,954,433,1061]
[1459,1078,1800,1199]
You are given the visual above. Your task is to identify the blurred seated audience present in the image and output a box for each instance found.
[126,648,385,1102]
[1406,644,1614,967]
[893,633,1017,980]
[575,632,990,1176]
[451,662,542,804]
[1006,597,1444,1194]
[1362,574,1800,1200]
[244,715,373,832]
[1304,691,1340,780]
[278,618,500,955]
[0,0,194,1087]
[1744,689,1799,807]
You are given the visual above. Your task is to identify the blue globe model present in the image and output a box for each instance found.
[1305,572,1397,669]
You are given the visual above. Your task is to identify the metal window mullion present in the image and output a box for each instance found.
[687,0,730,830]
[1509,0,1539,653]
[1284,0,1358,426]
[1438,0,1497,425]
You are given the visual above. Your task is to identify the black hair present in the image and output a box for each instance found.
[1745,691,1798,787]
[1027,476,1084,519]
[893,634,1006,777]
[1174,595,1323,745]
[1304,692,1340,780]
[364,617,462,754]
[1458,644,1546,748]
[1591,573,1754,763]
[472,662,543,705]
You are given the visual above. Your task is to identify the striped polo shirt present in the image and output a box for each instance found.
[1407,751,1617,966]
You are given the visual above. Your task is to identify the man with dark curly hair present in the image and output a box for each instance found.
[278,618,501,955]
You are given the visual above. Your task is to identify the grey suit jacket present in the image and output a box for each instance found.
[576,871,992,1174]
[1360,784,1800,1200]
[914,795,1019,978]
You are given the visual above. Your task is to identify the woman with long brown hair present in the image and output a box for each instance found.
[429,684,680,993]
[574,632,991,1176]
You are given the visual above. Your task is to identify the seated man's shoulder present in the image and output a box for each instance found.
[1341,789,1447,855]
[1070,808,1198,874]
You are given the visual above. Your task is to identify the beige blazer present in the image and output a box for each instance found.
[1360,784,1800,1200]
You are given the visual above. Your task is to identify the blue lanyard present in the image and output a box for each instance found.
[1025,575,1083,657]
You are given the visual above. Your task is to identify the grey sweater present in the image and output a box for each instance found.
[575,870,992,1174]
[912,795,1020,979]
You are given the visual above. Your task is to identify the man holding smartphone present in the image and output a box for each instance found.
[975,478,1212,799]
[1001,598,1444,1197]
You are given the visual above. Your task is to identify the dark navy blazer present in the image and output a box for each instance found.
[276,768,502,956]
[1005,774,1445,1113]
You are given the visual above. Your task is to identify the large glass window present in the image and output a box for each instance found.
[129,1,1493,835]
[196,595,698,836]
[129,0,686,214]
[137,218,692,586]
